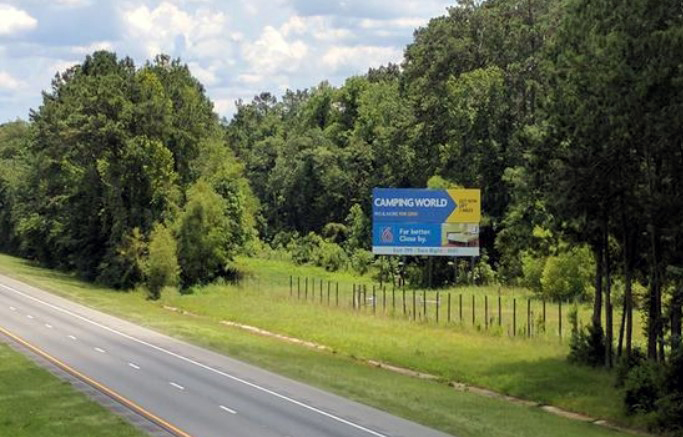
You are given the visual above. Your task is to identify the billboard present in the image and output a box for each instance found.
[372,188,481,257]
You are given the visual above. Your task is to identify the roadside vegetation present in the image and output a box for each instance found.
[0,341,144,437]
[0,0,681,434]
[0,253,635,437]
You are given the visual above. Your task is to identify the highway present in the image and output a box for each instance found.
[0,273,452,437]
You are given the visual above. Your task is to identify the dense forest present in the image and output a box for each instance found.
[0,0,681,430]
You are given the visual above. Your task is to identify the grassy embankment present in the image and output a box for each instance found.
[229,257,647,345]
[0,341,144,437]
[0,252,640,437]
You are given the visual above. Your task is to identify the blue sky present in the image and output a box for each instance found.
[0,0,454,122]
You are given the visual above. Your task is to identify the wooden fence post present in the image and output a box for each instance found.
[472,295,475,325]
[423,291,427,321]
[402,289,406,316]
[392,286,396,312]
[352,284,356,310]
[513,298,517,337]
[543,299,546,333]
[383,287,386,312]
[559,301,563,340]
[448,293,451,323]
[527,298,531,338]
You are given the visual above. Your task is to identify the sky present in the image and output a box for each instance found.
[0,0,454,122]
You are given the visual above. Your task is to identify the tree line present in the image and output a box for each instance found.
[0,0,681,429]
[0,53,256,296]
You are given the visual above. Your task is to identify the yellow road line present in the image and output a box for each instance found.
[0,325,194,437]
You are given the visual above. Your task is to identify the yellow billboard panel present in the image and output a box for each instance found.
[446,189,481,223]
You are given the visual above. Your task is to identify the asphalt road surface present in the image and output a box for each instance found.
[0,273,453,437]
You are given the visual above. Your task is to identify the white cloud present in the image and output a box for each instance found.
[188,62,218,86]
[281,15,354,41]
[358,17,427,29]
[0,71,27,90]
[0,4,37,35]
[238,74,263,84]
[0,0,454,121]
[122,2,228,58]
[243,26,308,75]
[53,0,92,7]
[50,60,79,75]
[213,98,233,116]
[71,41,114,55]
[322,45,402,72]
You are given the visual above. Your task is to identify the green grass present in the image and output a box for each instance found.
[0,252,639,437]
[235,257,647,345]
[0,342,144,437]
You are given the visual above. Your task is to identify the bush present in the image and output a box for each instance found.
[472,253,498,285]
[624,360,663,415]
[541,246,594,301]
[290,232,323,265]
[315,240,348,271]
[145,223,179,300]
[321,222,347,244]
[615,348,647,388]
[620,348,683,434]
[176,181,243,287]
[654,347,683,434]
[351,249,374,275]
[568,320,605,367]
[521,252,545,293]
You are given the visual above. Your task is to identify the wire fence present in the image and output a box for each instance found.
[231,273,609,340]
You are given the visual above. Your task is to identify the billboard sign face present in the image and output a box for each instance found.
[372,188,480,257]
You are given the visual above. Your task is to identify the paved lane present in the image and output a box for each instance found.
[0,274,453,437]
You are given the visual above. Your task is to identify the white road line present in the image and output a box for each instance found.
[0,282,387,437]
[9,306,15,311]
[94,347,106,354]
[45,323,53,329]
[26,314,34,319]
[128,362,140,370]
[169,382,184,391]
[219,405,237,414]
[68,335,77,340]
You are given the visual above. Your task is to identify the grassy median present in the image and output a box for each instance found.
[0,252,637,437]
[0,342,144,437]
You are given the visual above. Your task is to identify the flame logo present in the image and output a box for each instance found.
[381,227,393,243]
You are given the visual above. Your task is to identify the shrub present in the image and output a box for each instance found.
[624,360,663,415]
[351,249,374,275]
[619,348,683,434]
[321,222,347,244]
[176,181,243,287]
[615,348,647,388]
[568,321,605,367]
[315,240,348,271]
[373,256,398,285]
[654,347,683,434]
[521,252,545,293]
[541,246,594,301]
[145,223,179,300]
[290,232,323,265]
[472,253,498,285]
